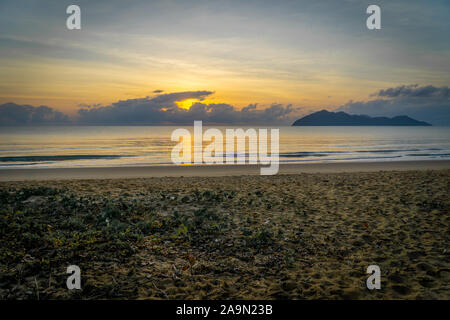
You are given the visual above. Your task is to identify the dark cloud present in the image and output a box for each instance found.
[77,91,212,124]
[374,84,449,98]
[0,103,70,125]
[176,102,295,125]
[76,91,297,125]
[152,89,164,93]
[338,85,450,125]
[0,91,298,126]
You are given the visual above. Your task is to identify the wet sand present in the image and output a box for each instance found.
[0,164,449,299]
[1,160,450,181]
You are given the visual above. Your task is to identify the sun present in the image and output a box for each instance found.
[176,99,200,110]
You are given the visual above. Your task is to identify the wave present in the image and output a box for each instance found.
[279,155,404,162]
[406,153,450,157]
[0,155,131,162]
[1,148,449,168]
[279,148,446,158]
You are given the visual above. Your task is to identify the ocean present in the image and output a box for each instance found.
[1,126,449,169]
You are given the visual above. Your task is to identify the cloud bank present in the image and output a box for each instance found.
[76,91,296,125]
[338,84,450,126]
[375,85,449,98]
[0,103,69,125]
[1,85,449,126]
[0,91,298,125]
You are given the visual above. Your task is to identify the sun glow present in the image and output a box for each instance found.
[176,99,200,110]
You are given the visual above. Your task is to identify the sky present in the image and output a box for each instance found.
[0,0,449,125]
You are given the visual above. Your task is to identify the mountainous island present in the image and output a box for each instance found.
[292,110,432,126]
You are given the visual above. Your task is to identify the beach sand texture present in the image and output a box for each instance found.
[0,169,449,299]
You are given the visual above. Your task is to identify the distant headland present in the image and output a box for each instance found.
[292,110,432,126]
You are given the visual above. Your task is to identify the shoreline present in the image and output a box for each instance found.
[0,160,449,181]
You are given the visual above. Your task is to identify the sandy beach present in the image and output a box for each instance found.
[0,161,449,299]
[1,160,450,181]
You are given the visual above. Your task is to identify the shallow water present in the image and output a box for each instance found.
[0,126,449,168]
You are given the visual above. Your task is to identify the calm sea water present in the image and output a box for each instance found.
[0,126,449,169]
